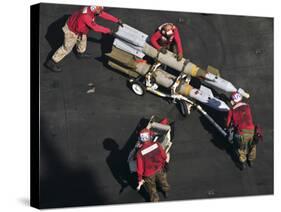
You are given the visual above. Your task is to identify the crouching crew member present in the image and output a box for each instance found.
[46,5,123,72]
[136,128,170,202]
[226,92,256,170]
[150,23,184,61]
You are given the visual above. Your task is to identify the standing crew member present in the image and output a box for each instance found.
[150,23,183,61]
[136,128,170,202]
[46,5,123,72]
[226,92,256,170]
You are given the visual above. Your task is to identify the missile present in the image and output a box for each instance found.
[114,24,249,98]
[106,47,229,111]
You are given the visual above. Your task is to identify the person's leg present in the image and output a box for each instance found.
[52,24,77,62]
[248,143,256,167]
[47,24,77,72]
[76,34,92,58]
[143,175,159,202]
[76,34,87,53]
[241,134,255,167]
[156,170,170,198]
[237,135,247,169]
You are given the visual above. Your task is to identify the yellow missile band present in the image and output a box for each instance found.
[180,84,193,96]
[190,64,199,77]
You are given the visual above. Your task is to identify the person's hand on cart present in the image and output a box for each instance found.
[118,19,124,27]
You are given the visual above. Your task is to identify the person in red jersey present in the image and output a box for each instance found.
[150,23,183,61]
[226,92,256,170]
[46,5,123,72]
[136,128,170,202]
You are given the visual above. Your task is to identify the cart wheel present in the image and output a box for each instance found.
[131,80,146,96]
[178,100,188,117]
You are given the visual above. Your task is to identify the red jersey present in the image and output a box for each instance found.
[67,6,119,35]
[150,25,183,54]
[136,141,167,182]
[226,102,255,133]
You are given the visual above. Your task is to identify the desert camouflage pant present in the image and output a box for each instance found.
[52,23,87,63]
[143,169,170,202]
[235,130,256,163]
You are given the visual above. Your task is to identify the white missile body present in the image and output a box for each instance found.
[114,24,249,98]
[109,25,232,111]
[106,24,244,136]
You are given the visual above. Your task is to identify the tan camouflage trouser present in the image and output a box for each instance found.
[143,169,170,202]
[235,130,256,163]
[52,23,87,63]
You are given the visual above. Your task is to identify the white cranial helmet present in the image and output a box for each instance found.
[139,129,153,142]
[90,5,103,11]
[231,92,242,103]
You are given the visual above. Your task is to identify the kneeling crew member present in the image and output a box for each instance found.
[46,5,123,72]
[150,23,184,61]
[136,128,170,202]
[226,92,256,169]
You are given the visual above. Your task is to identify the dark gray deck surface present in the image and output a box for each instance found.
[38,3,273,208]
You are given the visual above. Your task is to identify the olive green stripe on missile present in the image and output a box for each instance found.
[108,61,140,78]
[207,65,221,76]
[105,47,137,69]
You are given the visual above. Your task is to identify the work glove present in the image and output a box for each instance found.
[177,53,183,61]
[110,28,118,35]
[136,179,145,191]
[225,127,234,144]
[118,19,124,27]
[227,137,234,144]
[160,47,168,54]
[163,162,169,172]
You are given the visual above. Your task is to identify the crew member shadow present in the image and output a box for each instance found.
[95,33,118,70]
[103,118,150,202]
[199,106,241,169]
[45,15,69,62]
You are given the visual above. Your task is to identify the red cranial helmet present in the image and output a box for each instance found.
[160,117,169,125]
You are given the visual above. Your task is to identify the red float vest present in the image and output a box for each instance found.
[67,6,118,35]
[136,141,167,181]
[227,102,255,133]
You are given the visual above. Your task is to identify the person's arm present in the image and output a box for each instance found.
[83,15,112,34]
[173,27,183,55]
[226,109,233,128]
[150,31,162,50]
[99,11,119,23]
[136,152,144,183]
[158,143,170,172]
[158,143,167,161]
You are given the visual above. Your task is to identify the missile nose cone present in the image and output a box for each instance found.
[208,97,230,111]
